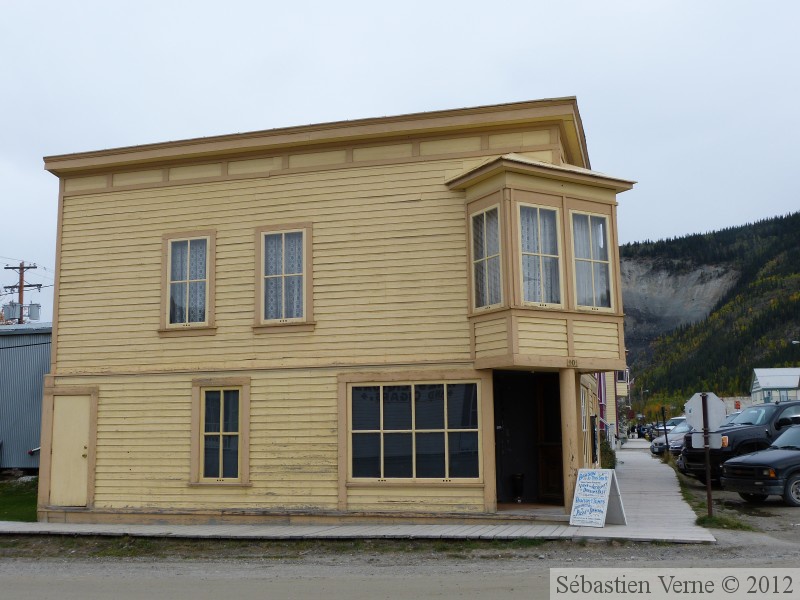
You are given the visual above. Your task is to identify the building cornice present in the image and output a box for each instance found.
[44,98,590,176]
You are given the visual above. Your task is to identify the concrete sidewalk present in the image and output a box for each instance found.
[0,443,714,544]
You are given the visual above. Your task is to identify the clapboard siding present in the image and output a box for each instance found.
[347,486,484,513]
[56,158,476,373]
[516,316,569,356]
[473,317,508,359]
[85,371,340,510]
[573,321,620,358]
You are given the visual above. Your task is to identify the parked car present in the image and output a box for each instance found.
[664,416,687,432]
[650,421,693,456]
[720,424,800,506]
[722,411,741,425]
[646,416,686,441]
[682,401,800,482]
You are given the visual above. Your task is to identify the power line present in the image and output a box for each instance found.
[3,262,42,324]
[0,341,52,351]
[1,257,54,272]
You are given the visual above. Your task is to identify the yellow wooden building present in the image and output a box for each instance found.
[39,98,633,524]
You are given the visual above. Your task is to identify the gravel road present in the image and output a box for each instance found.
[3,463,800,599]
[2,527,800,599]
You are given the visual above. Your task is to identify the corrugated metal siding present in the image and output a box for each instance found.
[0,327,51,469]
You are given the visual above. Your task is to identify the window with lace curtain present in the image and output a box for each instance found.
[571,212,612,309]
[257,224,312,326]
[166,235,212,327]
[519,204,561,306]
[471,206,502,309]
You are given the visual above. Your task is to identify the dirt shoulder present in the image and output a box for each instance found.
[1,527,799,568]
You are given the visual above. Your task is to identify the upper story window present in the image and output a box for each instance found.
[519,204,561,306]
[572,212,612,309]
[471,206,502,309]
[256,224,313,327]
[162,232,215,331]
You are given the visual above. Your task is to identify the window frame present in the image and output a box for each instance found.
[254,222,314,330]
[581,387,588,432]
[160,230,216,334]
[190,377,251,486]
[569,210,615,312]
[469,204,504,312]
[347,380,482,482]
[516,202,563,309]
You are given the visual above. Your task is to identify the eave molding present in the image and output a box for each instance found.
[44,98,588,176]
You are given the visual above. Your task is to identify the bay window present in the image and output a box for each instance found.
[471,207,502,309]
[572,212,612,309]
[519,204,561,305]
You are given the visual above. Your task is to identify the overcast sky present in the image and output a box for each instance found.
[2,1,798,321]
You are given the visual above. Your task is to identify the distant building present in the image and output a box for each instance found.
[751,368,800,403]
[0,323,51,470]
[721,396,751,413]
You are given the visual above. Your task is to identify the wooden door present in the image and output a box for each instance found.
[49,394,90,506]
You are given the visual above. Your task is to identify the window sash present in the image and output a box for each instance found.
[350,382,480,479]
[471,207,502,309]
[262,230,305,322]
[201,388,240,481]
[519,205,561,305]
[168,237,209,324]
[572,213,612,309]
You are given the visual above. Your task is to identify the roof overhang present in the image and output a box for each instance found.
[44,98,591,177]
[446,153,635,193]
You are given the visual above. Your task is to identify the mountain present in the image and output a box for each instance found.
[621,211,800,400]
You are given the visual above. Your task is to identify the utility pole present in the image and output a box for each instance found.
[3,262,42,324]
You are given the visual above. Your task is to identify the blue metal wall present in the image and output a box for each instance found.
[0,324,51,469]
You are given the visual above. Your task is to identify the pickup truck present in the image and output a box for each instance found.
[680,401,800,482]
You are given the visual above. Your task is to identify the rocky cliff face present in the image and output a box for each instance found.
[621,258,739,363]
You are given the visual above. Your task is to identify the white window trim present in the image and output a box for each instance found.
[569,210,615,313]
[469,205,504,311]
[517,202,563,309]
[581,388,587,432]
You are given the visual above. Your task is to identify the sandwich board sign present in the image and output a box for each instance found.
[569,469,627,527]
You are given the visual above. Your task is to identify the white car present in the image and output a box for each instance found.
[661,416,686,433]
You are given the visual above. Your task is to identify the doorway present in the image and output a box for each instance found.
[493,371,563,505]
[49,394,91,507]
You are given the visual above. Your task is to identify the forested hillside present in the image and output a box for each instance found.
[621,211,800,402]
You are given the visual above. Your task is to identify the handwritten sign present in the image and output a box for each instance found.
[569,469,627,528]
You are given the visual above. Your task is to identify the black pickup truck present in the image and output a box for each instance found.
[681,401,800,482]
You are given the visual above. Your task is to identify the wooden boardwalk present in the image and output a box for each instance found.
[0,444,714,543]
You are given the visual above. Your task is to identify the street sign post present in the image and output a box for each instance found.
[684,392,726,519]
[685,392,725,431]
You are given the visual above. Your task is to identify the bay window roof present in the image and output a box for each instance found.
[446,153,635,193]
